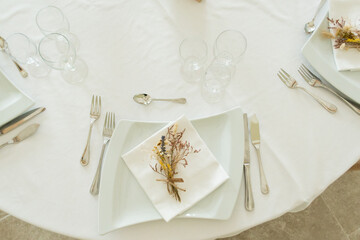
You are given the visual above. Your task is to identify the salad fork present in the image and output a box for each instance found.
[90,112,115,195]
[81,95,101,166]
[277,68,337,114]
[298,64,360,115]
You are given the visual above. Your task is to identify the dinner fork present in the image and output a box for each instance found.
[90,112,115,195]
[277,69,337,114]
[80,95,101,166]
[298,64,360,115]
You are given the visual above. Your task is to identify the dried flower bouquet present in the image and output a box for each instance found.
[323,17,360,50]
[150,124,200,202]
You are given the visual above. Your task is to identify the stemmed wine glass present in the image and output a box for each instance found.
[36,6,80,50]
[6,33,50,78]
[38,33,87,84]
[179,38,207,83]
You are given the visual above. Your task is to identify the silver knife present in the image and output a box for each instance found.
[0,123,40,149]
[250,115,269,194]
[243,113,254,211]
[0,107,45,135]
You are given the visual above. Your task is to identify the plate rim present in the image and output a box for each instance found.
[0,68,34,126]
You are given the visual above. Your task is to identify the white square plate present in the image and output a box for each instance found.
[98,107,244,234]
[0,69,34,126]
[302,12,360,104]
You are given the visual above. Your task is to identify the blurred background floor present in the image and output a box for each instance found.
[0,169,359,240]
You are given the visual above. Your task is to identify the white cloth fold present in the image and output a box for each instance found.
[121,116,229,222]
[329,0,360,71]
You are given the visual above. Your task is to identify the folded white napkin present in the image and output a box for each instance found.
[329,0,360,71]
[122,116,229,222]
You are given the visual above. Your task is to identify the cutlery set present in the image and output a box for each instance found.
[243,113,269,212]
[0,107,45,150]
[79,95,116,196]
[278,65,360,115]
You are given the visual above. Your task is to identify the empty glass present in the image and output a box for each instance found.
[36,6,80,50]
[6,33,50,78]
[39,33,87,84]
[214,30,247,75]
[179,38,207,83]
[201,60,231,103]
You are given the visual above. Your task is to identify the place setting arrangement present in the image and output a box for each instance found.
[0,0,360,238]
[292,0,360,115]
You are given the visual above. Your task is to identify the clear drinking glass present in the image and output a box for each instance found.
[201,60,231,103]
[179,38,207,83]
[214,30,247,75]
[39,33,87,84]
[6,33,50,78]
[36,6,80,50]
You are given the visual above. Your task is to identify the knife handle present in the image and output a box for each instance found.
[0,107,46,135]
[244,164,254,211]
[255,147,269,194]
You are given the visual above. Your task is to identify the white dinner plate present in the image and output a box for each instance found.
[98,107,244,234]
[0,69,34,127]
[302,13,360,104]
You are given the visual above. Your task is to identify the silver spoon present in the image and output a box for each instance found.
[0,123,40,149]
[304,0,326,34]
[133,93,187,105]
[0,36,28,78]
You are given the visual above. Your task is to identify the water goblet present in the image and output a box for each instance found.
[6,33,50,78]
[214,30,247,75]
[201,60,231,103]
[36,6,80,50]
[39,33,88,84]
[179,38,207,83]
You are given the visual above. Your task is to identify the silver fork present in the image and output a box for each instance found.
[81,95,101,166]
[298,64,360,115]
[90,112,115,195]
[277,69,337,114]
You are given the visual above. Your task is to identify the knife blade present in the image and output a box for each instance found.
[243,113,254,211]
[250,115,269,194]
[0,123,40,149]
[0,107,45,135]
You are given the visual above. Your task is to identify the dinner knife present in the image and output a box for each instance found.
[0,107,46,135]
[243,113,254,211]
[250,115,269,194]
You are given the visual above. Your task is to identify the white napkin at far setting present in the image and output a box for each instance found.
[329,0,360,71]
[121,116,229,222]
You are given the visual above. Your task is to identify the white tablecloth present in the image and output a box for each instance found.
[0,0,359,239]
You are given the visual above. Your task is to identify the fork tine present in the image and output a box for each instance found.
[90,95,95,114]
[299,65,312,80]
[280,68,291,78]
[104,112,108,130]
[98,96,102,114]
[301,64,317,78]
[278,71,290,84]
[112,113,115,130]
[298,68,309,82]
[277,73,287,85]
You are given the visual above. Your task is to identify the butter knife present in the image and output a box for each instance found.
[0,123,40,149]
[0,107,45,135]
[250,115,269,194]
[243,114,254,211]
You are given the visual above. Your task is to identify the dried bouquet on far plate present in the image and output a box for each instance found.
[323,17,360,50]
[150,124,200,202]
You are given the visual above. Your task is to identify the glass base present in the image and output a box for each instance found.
[27,56,51,78]
[61,58,88,84]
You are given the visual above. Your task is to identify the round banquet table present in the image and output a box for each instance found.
[0,0,359,239]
